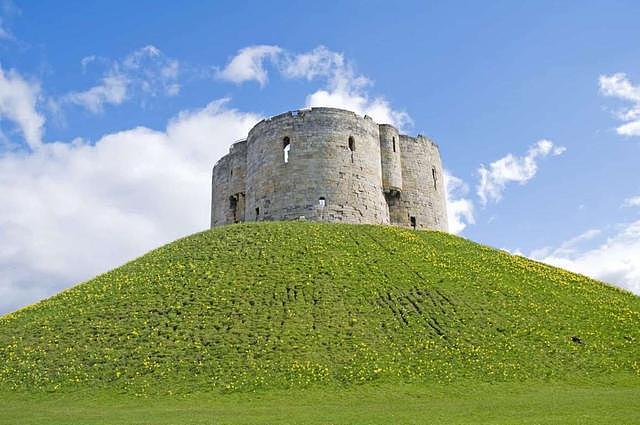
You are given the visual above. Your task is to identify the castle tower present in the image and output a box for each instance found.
[395,135,447,230]
[211,107,448,232]
[211,140,247,226]
[378,124,405,225]
[379,124,403,193]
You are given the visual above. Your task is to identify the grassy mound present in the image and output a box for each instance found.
[1,222,638,395]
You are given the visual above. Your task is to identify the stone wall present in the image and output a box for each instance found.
[396,135,447,231]
[245,108,389,224]
[210,140,246,227]
[211,107,448,231]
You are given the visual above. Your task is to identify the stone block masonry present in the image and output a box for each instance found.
[211,107,448,231]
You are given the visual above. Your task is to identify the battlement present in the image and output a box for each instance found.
[250,107,376,136]
[211,108,447,231]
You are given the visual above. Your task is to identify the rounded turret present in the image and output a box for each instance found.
[396,135,447,231]
[244,108,389,223]
[379,124,403,193]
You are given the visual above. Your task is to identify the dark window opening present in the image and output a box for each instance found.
[392,137,396,153]
[384,190,401,207]
[283,137,291,163]
[432,167,438,190]
[318,197,326,207]
[230,169,233,177]
[348,136,355,163]
[229,196,238,223]
[255,207,260,218]
[410,216,417,229]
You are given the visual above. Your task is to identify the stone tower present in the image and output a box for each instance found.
[211,107,447,231]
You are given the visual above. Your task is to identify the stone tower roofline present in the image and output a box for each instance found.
[211,106,448,231]
[215,107,441,167]
[377,122,441,150]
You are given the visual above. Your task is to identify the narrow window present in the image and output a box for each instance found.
[348,136,355,163]
[230,169,233,177]
[229,196,238,223]
[392,137,396,153]
[432,167,437,190]
[283,137,291,163]
[318,197,326,207]
[410,216,417,229]
[255,207,260,218]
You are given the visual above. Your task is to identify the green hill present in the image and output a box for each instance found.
[1,222,639,397]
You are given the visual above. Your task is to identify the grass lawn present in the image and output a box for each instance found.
[2,223,639,395]
[2,222,639,423]
[2,375,639,424]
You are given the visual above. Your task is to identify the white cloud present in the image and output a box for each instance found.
[530,223,640,295]
[0,18,12,40]
[623,196,640,208]
[62,45,180,113]
[0,99,260,314]
[599,73,640,102]
[217,45,411,128]
[216,45,283,86]
[294,47,411,129]
[477,139,565,205]
[280,45,344,80]
[616,120,640,136]
[531,228,601,259]
[64,74,128,113]
[0,65,44,149]
[599,73,640,137]
[80,55,97,71]
[304,77,412,130]
[444,170,474,234]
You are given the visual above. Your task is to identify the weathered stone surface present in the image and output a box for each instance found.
[211,107,448,231]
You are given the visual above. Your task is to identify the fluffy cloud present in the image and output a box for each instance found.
[217,45,411,129]
[444,170,475,234]
[599,73,640,137]
[0,99,260,314]
[63,74,128,113]
[0,65,44,149]
[280,46,343,80]
[530,223,640,295]
[599,73,640,103]
[61,45,180,113]
[477,139,565,205]
[304,77,412,130]
[216,45,283,86]
[622,196,640,208]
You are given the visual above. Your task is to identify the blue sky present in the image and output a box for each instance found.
[1,1,639,313]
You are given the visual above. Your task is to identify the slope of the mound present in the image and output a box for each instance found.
[1,222,638,394]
